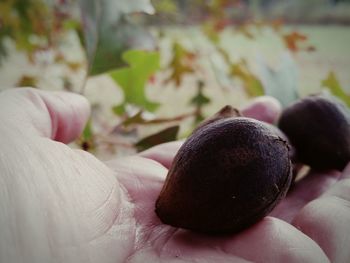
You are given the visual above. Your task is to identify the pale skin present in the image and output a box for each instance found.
[0,88,350,263]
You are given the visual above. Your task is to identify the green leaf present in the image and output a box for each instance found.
[77,119,95,152]
[190,87,211,107]
[82,119,93,140]
[202,21,220,44]
[230,59,264,97]
[79,0,101,73]
[164,42,195,87]
[17,75,38,87]
[112,104,126,115]
[153,0,177,13]
[0,0,51,61]
[79,0,155,76]
[109,49,160,112]
[63,19,81,31]
[90,20,150,75]
[322,71,350,107]
[190,81,211,125]
[135,125,179,152]
[121,110,145,127]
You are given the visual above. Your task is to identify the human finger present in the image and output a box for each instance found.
[139,96,282,168]
[138,141,184,169]
[270,169,341,223]
[292,162,350,262]
[241,96,282,124]
[0,88,90,143]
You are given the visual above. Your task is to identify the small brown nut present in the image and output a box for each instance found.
[155,107,292,234]
[278,94,350,171]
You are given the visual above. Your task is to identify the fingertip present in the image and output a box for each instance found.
[44,90,91,143]
[139,141,184,169]
[241,96,282,124]
[341,162,350,179]
[1,88,91,143]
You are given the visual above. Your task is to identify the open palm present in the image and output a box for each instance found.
[1,88,349,263]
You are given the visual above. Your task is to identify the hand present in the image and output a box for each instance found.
[0,88,349,263]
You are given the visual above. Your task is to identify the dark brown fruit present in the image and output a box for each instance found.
[278,94,350,171]
[155,114,292,234]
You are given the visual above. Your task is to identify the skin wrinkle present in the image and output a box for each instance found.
[324,179,350,201]
[3,89,350,262]
[88,183,136,263]
[83,184,126,244]
[270,170,341,223]
[115,161,159,262]
[16,89,53,139]
[169,231,221,257]
[118,155,328,262]
[153,230,253,263]
[80,185,134,250]
[334,227,349,263]
[292,197,349,263]
[1,141,51,262]
[48,92,88,143]
[126,228,179,262]
[122,209,156,262]
[108,165,145,262]
[155,228,180,258]
[114,157,187,263]
[40,92,58,140]
[221,217,329,263]
[52,164,135,263]
[87,182,118,214]
[1,135,133,262]
[329,195,350,208]
[33,89,89,142]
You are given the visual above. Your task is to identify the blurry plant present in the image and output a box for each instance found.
[80,0,156,77]
[135,125,179,151]
[153,0,314,110]
[3,0,346,157]
[322,71,350,107]
[190,80,211,124]
[164,41,196,87]
[282,31,316,53]
[109,49,160,113]
[0,0,82,64]
[257,52,299,107]
[229,59,264,97]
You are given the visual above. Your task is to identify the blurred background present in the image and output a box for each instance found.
[1,0,350,159]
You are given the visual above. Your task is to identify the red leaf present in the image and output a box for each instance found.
[283,31,312,53]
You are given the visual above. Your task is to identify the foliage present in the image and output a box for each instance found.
[282,31,315,53]
[0,0,81,63]
[78,119,95,151]
[230,59,264,97]
[79,0,156,76]
[2,0,348,156]
[109,49,160,113]
[164,42,196,87]
[190,81,211,123]
[17,75,38,88]
[78,0,101,74]
[135,125,179,151]
[322,72,350,107]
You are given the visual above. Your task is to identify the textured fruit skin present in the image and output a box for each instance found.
[156,117,292,234]
[278,95,350,171]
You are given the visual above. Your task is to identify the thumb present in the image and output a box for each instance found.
[0,88,90,143]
